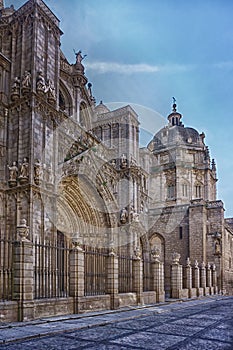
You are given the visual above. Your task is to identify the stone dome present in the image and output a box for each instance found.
[148,125,204,152]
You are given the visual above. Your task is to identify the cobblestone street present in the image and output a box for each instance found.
[0,296,232,349]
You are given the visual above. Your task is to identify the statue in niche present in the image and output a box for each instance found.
[36,71,46,94]
[11,77,20,100]
[19,158,29,179]
[46,164,54,184]
[120,207,128,224]
[120,153,127,169]
[22,71,31,90]
[8,161,18,182]
[47,79,56,102]
[130,205,139,222]
[215,239,221,254]
[34,159,42,184]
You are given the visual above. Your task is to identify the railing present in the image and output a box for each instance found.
[84,246,108,296]
[0,238,13,301]
[34,239,70,299]
[118,255,133,293]
[143,258,154,292]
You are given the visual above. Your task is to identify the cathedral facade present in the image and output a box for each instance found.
[0,0,232,322]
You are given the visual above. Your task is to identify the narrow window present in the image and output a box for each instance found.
[179,226,183,239]
[195,185,201,198]
[182,184,188,197]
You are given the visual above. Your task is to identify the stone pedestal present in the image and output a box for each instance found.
[171,254,183,299]
[200,262,206,288]
[13,238,34,321]
[69,243,84,314]
[193,263,200,289]
[133,257,143,304]
[152,260,165,302]
[106,249,119,309]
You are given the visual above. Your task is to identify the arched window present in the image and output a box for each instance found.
[59,80,73,116]
[195,184,202,198]
[182,183,188,197]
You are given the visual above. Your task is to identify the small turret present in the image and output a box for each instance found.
[167,97,183,127]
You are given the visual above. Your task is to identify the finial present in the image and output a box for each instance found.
[0,0,4,10]
[212,159,216,171]
[172,97,177,112]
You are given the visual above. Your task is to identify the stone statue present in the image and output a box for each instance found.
[36,71,46,93]
[215,240,221,254]
[75,50,87,64]
[19,158,29,178]
[34,159,42,184]
[120,207,128,224]
[151,247,160,261]
[47,79,56,101]
[17,218,29,241]
[11,77,20,98]
[8,161,18,181]
[47,164,53,184]
[22,71,31,89]
[130,206,139,222]
[172,252,181,264]
[134,246,141,259]
[186,257,191,267]
[201,261,205,269]
[120,153,127,169]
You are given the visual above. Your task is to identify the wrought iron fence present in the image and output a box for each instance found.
[143,258,154,292]
[34,239,70,299]
[0,238,13,301]
[118,255,133,293]
[84,246,108,296]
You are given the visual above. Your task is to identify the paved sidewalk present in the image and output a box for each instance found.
[0,295,231,347]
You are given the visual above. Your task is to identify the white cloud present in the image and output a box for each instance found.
[86,60,233,75]
[85,61,195,75]
[213,61,233,70]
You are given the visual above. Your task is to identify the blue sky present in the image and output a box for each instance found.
[6,0,233,217]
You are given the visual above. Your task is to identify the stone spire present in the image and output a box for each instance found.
[0,1,4,10]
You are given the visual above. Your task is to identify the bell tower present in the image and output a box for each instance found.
[0,0,62,240]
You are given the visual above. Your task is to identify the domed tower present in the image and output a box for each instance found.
[148,99,217,207]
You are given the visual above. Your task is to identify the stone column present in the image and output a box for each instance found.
[193,260,200,288]
[69,241,84,313]
[200,262,206,288]
[133,247,143,304]
[151,249,165,302]
[13,219,34,321]
[212,264,218,294]
[206,262,212,287]
[106,248,119,309]
[184,258,192,289]
[171,253,183,299]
